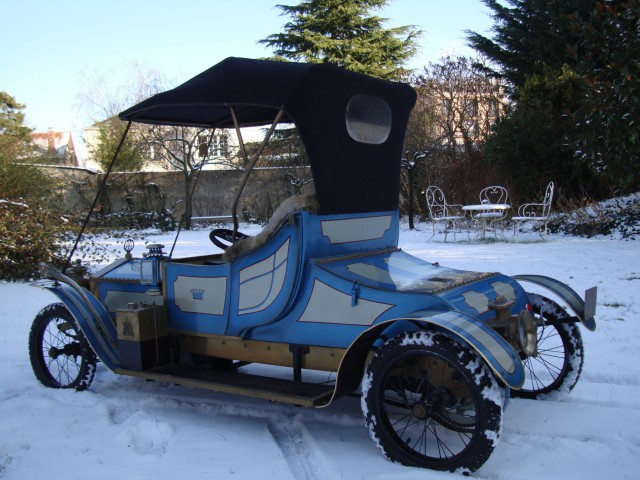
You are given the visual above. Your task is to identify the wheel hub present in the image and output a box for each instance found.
[48,343,80,360]
[411,402,430,419]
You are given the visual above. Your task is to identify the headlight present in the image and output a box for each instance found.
[517,310,538,357]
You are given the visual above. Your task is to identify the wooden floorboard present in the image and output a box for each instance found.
[116,364,335,407]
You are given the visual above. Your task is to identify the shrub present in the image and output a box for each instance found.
[88,210,176,231]
[547,193,640,239]
[0,200,68,280]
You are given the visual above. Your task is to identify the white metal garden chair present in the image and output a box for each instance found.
[512,181,554,241]
[470,185,510,239]
[425,186,467,242]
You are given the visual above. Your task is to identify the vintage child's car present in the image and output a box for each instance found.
[29,57,597,473]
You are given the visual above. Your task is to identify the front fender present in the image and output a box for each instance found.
[403,310,525,389]
[327,309,525,406]
[33,273,120,371]
[513,274,596,331]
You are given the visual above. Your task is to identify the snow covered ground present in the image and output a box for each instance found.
[1,222,639,480]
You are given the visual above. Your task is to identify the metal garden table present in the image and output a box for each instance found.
[463,203,511,239]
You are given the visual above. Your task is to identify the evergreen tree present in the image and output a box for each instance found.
[259,0,420,80]
[482,66,606,200]
[569,0,640,192]
[0,92,52,200]
[466,0,596,94]
[89,118,150,172]
[467,0,638,199]
[0,92,33,162]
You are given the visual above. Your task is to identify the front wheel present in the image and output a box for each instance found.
[361,331,502,472]
[28,303,97,391]
[512,294,584,399]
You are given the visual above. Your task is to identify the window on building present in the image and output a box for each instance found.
[220,132,229,156]
[198,135,208,158]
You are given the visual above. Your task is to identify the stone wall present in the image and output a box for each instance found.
[42,165,313,222]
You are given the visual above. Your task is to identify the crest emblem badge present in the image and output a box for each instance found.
[191,288,205,300]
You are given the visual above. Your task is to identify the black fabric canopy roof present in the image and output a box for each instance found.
[119,57,416,214]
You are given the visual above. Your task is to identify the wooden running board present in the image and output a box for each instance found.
[116,364,334,407]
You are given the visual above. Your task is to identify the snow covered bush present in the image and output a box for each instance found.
[548,193,640,239]
[88,210,176,231]
[0,200,67,280]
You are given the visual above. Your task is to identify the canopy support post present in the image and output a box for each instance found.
[63,121,132,274]
[168,128,216,259]
[229,106,284,239]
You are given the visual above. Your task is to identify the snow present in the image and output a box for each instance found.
[0,200,28,208]
[399,330,435,347]
[483,428,500,449]
[1,222,640,479]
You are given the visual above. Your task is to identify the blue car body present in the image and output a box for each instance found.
[42,205,594,400]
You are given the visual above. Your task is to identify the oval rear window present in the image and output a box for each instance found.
[345,95,391,144]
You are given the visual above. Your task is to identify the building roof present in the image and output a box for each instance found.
[31,130,78,166]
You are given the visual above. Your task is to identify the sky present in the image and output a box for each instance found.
[1,0,494,141]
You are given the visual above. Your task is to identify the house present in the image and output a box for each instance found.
[31,130,78,166]
[83,118,265,172]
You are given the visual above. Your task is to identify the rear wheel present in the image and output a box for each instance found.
[29,303,97,391]
[361,331,502,472]
[512,295,584,399]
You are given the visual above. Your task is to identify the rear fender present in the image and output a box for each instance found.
[328,310,525,405]
[34,271,119,371]
[513,274,596,331]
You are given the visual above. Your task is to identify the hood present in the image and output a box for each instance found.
[315,249,528,320]
[315,250,496,294]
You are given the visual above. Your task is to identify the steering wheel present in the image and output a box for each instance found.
[209,228,249,250]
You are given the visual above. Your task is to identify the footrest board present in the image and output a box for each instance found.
[116,364,334,407]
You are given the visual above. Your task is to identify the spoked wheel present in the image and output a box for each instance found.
[512,294,584,399]
[362,332,502,472]
[29,303,97,391]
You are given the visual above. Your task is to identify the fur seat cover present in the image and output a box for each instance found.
[221,193,318,262]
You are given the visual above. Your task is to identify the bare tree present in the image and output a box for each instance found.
[77,63,171,173]
[414,56,505,156]
[76,62,170,122]
[405,56,506,208]
[142,125,216,229]
[77,64,253,227]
